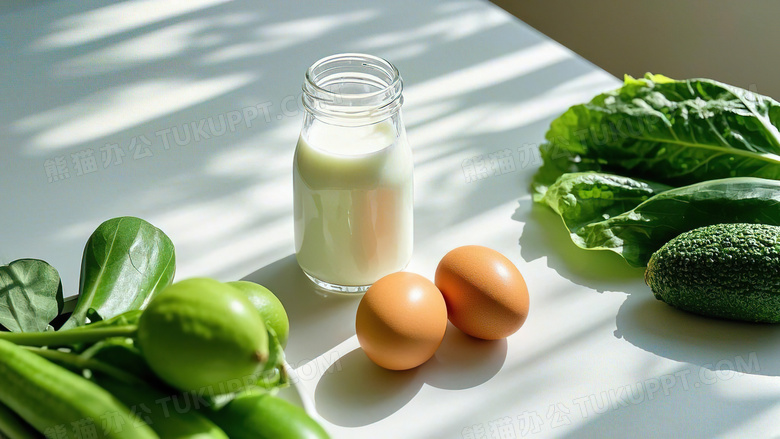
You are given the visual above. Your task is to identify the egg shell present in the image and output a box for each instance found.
[435,245,529,340]
[356,272,448,371]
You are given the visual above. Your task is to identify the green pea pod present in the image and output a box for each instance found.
[206,393,330,439]
[0,401,42,439]
[95,376,228,439]
[0,339,158,438]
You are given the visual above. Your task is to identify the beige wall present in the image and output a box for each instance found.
[492,0,780,99]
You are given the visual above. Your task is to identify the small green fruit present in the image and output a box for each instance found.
[227,281,290,347]
[137,278,268,394]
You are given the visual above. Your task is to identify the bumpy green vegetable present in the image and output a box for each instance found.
[0,338,158,438]
[63,216,176,330]
[206,393,330,439]
[646,223,780,322]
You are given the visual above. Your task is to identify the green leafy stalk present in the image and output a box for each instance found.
[62,216,176,330]
[72,309,142,331]
[24,347,144,386]
[0,325,136,347]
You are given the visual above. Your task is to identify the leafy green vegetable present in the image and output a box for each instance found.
[533,73,780,197]
[0,259,63,333]
[62,216,175,330]
[537,172,672,230]
[569,177,780,266]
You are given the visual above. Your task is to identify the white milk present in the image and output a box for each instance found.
[293,120,413,288]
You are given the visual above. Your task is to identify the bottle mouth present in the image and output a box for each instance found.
[302,53,403,125]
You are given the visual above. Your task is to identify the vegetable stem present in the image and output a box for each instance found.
[24,347,145,386]
[0,325,137,347]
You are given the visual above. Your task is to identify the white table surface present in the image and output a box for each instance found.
[3,1,780,438]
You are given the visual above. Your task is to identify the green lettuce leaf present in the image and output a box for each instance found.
[537,172,672,231]
[0,259,63,332]
[532,73,780,197]
[570,177,780,266]
[61,217,175,330]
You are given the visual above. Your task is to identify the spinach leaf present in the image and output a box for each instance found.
[532,73,780,196]
[0,259,63,332]
[569,177,780,267]
[537,172,672,230]
[61,217,175,330]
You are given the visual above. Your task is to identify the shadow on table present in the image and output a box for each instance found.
[514,198,645,294]
[514,199,780,378]
[1,0,561,296]
[554,364,778,439]
[314,323,507,427]
[241,254,508,427]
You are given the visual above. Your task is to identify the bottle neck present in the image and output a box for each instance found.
[302,53,403,127]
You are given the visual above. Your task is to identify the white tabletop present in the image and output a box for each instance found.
[3,1,779,438]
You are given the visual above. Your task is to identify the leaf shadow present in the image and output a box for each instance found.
[555,364,778,439]
[614,289,780,377]
[242,256,507,428]
[314,323,507,427]
[515,199,645,293]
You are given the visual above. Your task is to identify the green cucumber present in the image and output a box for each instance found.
[0,339,158,438]
[206,393,330,439]
[646,223,780,322]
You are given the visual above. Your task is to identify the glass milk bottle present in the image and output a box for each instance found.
[293,53,413,294]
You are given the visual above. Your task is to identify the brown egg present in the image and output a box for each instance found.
[435,245,529,340]
[356,272,448,370]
